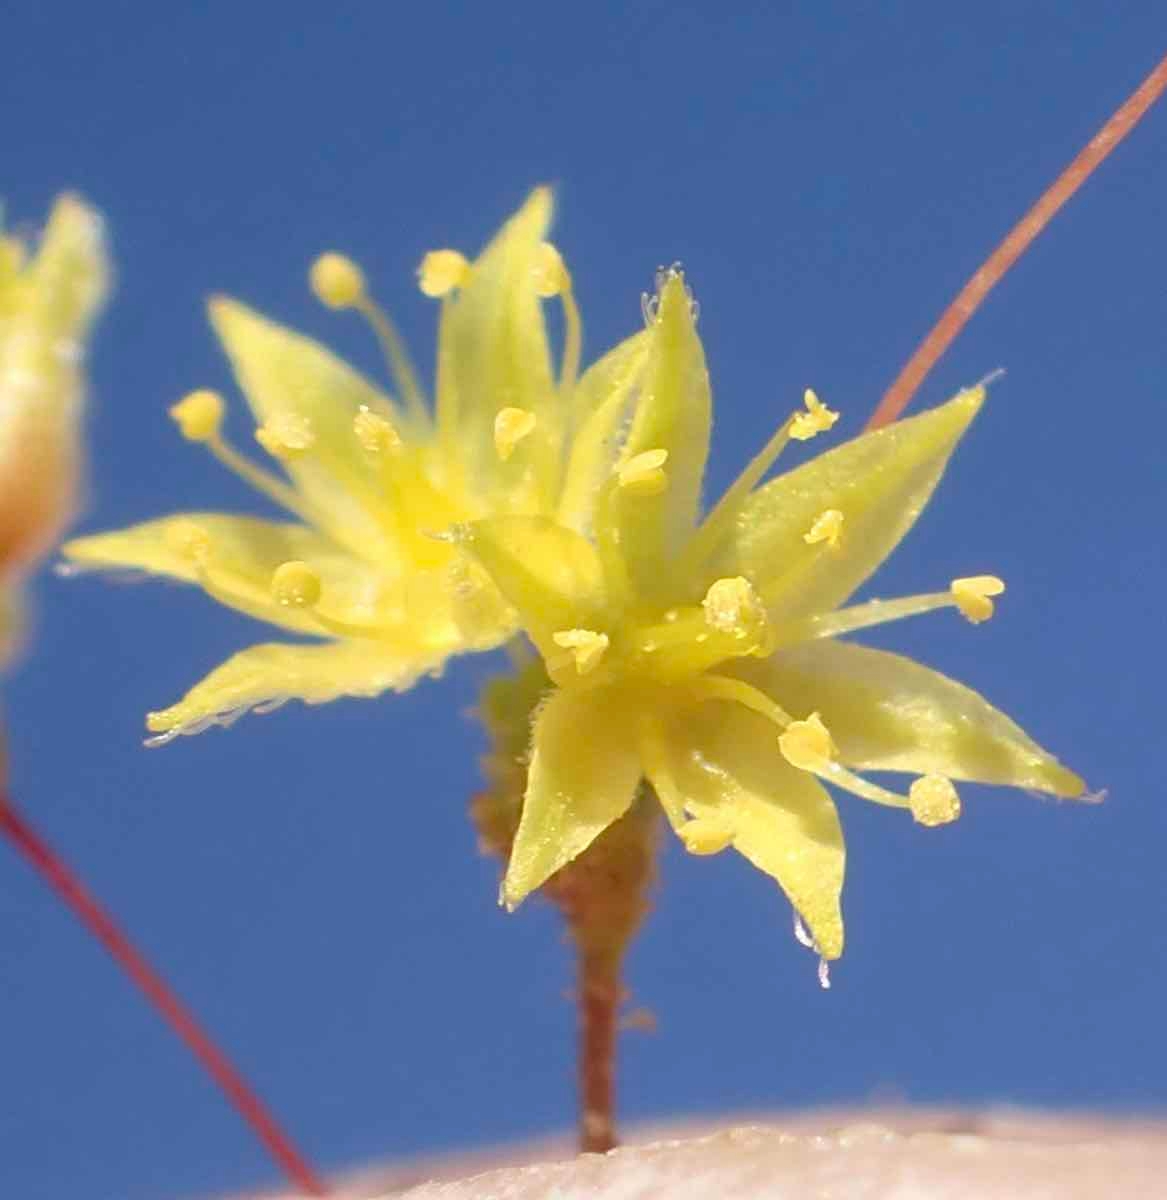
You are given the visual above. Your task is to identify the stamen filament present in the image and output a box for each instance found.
[812,759,909,810]
[680,415,794,573]
[354,295,429,428]
[206,435,318,526]
[192,560,311,629]
[559,284,582,398]
[778,591,954,646]
[435,296,461,456]
[685,673,795,730]
[303,606,386,639]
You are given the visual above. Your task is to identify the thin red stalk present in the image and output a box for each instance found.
[867,50,1167,431]
[578,951,620,1154]
[0,794,328,1197]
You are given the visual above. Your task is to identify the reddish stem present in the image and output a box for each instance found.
[867,50,1167,431]
[578,951,620,1154]
[0,794,328,1197]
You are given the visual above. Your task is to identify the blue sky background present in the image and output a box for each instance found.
[3,4,1165,1198]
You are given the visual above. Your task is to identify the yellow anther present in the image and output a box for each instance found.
[951,575,1005,624]
[270,560,322,609]
[166,519,211,564]
[679,815,735,856]
[909,775,962,827]
[617,448,670,496]
[418,248,471,298]
[169,389,225,443]
[353,406,402,454]
[493,407,537,462]
[254,412,315,459]
[552,628,609,675]
[533,241,571,297]
[702,576,768,639]
[803,508,844,549]
[790,388,839,441]
[309,252,367,309]
[779,712,834,772]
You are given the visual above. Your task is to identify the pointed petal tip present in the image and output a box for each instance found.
[144,708,172,734]
[206,293,262,336]
[801,906,844,961]
[956,384,986,416]
[1048,763,1087,799]
[500,877,526,912]
[658,269,690,311]
[526,184,554,218]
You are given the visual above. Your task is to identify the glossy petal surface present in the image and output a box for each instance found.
[725,390,982,617]
[209,297,398,550]
[611,274,710,600]
[145,639,440,741]
[737,639,1082,795]
[650,703,846,958]
[503,687,642,906]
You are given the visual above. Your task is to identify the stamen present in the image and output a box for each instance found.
[268,561,387,638]
[803,508,844,549]
[685,674,794,729]
[617,448,669,495]
[552,628,609,675]
[951,575,1005,623]
[169,531,321,630]
[789,389,839,441]
[418,248,470,298]
[255,413,315,459]
[679,814,734,856]
[170,389,225,443]
[680,413,796,573]
[778,712,834,772]
[532,241,582,396]
[777,590,956,646]
[308,252,366,310]
[270,561,322,609]
[308,252,428,424]
[207,435,317,526]
[533,242,570,298]
[493,406,537,462]
[354,293,428,425]
[909,775,962,826]
[168,390,318,523]
[701,576,769,641]
[353,406,402,454]
[779,712,911,809]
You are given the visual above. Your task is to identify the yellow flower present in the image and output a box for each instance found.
[460,270,1083,963]
[64,189,650,742]
[0,194,108,663]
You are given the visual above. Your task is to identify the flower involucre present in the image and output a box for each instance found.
[64,189,650,742]
[0,194,108,662]
[460,269,1084,963]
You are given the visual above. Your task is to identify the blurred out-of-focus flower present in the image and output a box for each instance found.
[460,270,1084,965]
[0,194,108,663]
[65,189,645,742]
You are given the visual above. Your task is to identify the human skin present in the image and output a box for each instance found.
[243,1111,1167,1199]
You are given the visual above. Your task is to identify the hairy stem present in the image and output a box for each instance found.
[578,949,622,1153]
[0,793,328,1196]
[869,50,1167,430]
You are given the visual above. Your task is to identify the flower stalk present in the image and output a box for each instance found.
[0,792,327,1196]
[473,666,657,1152]
[869,49,1167,430]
